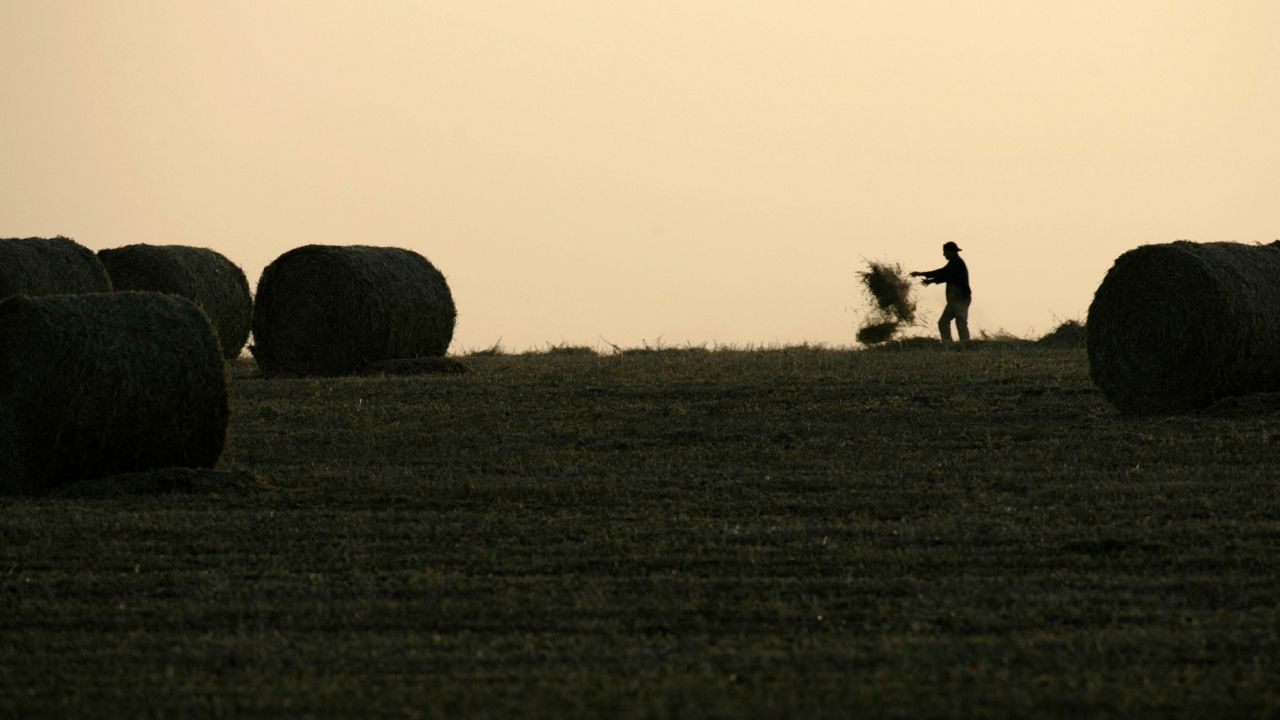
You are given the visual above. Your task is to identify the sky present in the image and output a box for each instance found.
[3,2,1278,351]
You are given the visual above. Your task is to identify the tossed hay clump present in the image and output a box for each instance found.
[1087,241,1280,413]
[856,320,900,345]
[0,292,229,494]
[251,245,456,376]
[856,260,917,345]
[98,244,252,358]
[0,236,112,300]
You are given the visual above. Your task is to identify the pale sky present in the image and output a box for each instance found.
[3,2,1278,350]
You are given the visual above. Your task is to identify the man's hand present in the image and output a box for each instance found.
[921,278,935,285]
[909,271,921,277]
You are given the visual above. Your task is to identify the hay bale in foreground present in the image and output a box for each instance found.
[0,236,112,300]
[1087,241,1280,413]
[251,245,456,376]
[98,244,252,358]
[0,292,228,494]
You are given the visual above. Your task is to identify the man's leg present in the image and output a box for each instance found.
[954,297,971,343]
[938,306,955,343]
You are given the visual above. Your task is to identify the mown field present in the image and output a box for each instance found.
[3,344,1279,718]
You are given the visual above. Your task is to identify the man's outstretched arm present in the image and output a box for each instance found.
[910,264,949,282]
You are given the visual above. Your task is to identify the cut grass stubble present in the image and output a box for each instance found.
[3,346,1280,717]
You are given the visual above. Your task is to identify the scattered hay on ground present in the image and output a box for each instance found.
[466,341,508,357]
[227,357,260,380]
[1087,241,1280,413]
[251,245,456,376]
[1197,392,1280,418]
[1037,320,1087,348]
[49,467,270,499]
[0,292,228,495]
[868,336,945,352]
[619,345,711,357]
[358,357,468,376]
[855,260,918,345]
[0,236,111,300]
[98,244,252,359]
[542,344,599,357]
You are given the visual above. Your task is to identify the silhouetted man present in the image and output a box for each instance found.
[910,241,971,344]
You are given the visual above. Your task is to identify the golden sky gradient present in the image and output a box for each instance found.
[3,2,1277,350]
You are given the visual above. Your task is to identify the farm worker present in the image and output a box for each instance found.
[910,241,971,344]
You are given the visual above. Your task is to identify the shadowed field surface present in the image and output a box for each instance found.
[3,346,1279,717]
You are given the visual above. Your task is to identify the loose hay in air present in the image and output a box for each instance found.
[0,292,228,495]
[98,244,253,359]
[0,236,112,300]
[251,245,456,376]
[856,320,900,345]
[856,260,917,345]
[860,261,917,324]
[1086,241,1280,414]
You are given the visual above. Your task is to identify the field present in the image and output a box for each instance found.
[3,344,1279,718]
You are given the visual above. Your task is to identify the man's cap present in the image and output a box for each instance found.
[943,241,962,253]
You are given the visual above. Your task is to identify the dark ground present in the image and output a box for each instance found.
[3,345,1278,718]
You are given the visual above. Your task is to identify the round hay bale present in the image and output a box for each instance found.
[0,236,112,300]
[1087,241,1280,413]
[251,245,456,376]
[0,292,228,494]
[98,244,252,359]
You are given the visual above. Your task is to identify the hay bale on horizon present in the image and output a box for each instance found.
[1087,241,1280,413]
[0,236,112,300]
[98,244,252,359]
[0,292,228,495]
[251,245,456,376]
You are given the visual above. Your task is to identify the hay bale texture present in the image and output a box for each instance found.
[1087,241,1280,413]
[0,236,112,299]
[0,292,228,494]
[98,244,252,358]
[251,245,456,376]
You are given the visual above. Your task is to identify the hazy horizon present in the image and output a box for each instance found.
[4,2,1277,351]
